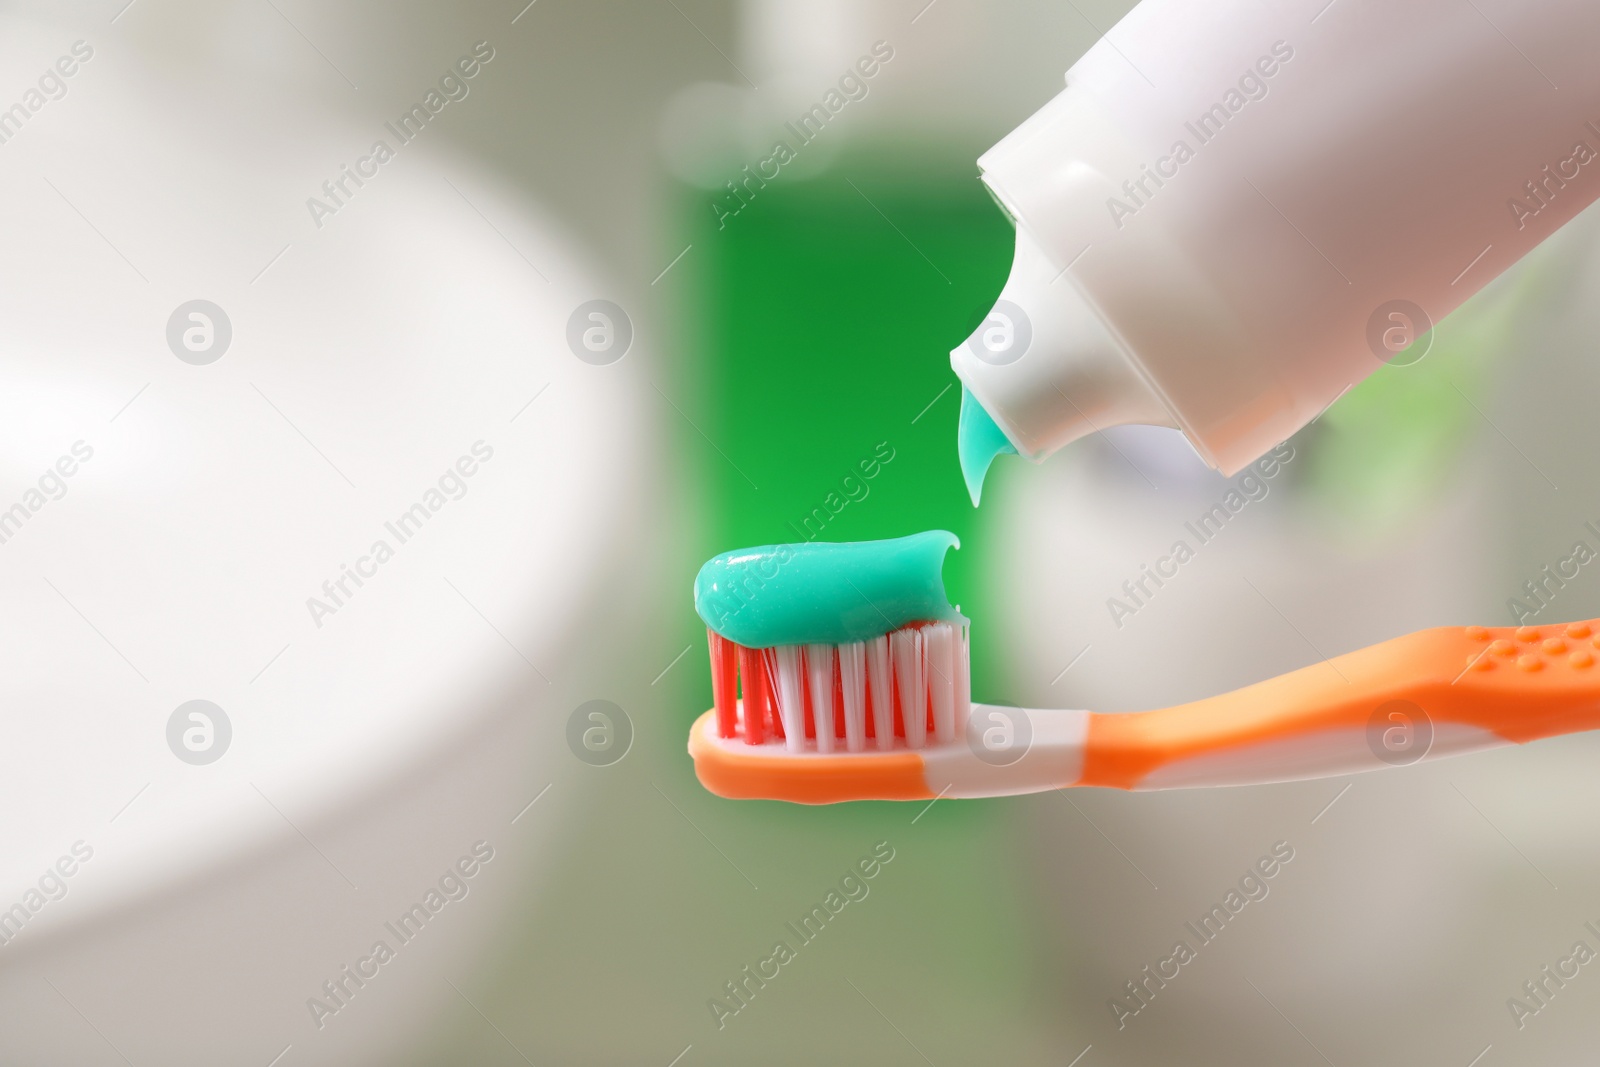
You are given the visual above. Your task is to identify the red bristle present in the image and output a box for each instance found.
[763,649,785,740]
[737,645,767,745]
[801,648,816,739]
[892,660,906,738]
[709,631,737,738]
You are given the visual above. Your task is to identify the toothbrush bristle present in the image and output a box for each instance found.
[706,622,970,752]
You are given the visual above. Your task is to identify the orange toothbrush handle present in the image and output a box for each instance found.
[1077,621,1600,791]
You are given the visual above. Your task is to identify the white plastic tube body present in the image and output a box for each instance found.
[954,0,1600,474]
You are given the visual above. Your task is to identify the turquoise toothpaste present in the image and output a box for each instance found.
[694,531,964,648]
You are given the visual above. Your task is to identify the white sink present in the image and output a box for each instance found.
[0,16,646,1064]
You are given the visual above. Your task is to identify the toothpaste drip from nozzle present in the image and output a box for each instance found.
[958,386,1016,507]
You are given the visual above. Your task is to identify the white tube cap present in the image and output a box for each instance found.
[951,224,1174,490]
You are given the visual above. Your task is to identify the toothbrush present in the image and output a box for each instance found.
[690,532,1600,804]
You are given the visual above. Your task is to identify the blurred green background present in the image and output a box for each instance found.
[688,152,1013,696]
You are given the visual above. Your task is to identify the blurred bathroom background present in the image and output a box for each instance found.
[4,0,1600,1063]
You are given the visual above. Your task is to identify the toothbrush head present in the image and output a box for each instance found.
[689,533,978,803]
[690,620,973,803]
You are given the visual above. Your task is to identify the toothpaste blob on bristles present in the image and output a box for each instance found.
[693,531,971,756]
[693,531,964,647]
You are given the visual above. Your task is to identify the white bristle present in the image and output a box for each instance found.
[839,641,867,752]
[926,623,955,744]
[866,634,894,752]
[762,648,780,739]
[891,628,927,749]
[772,645,806,753]
[954,624,971,738]
[806,644,836,753]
